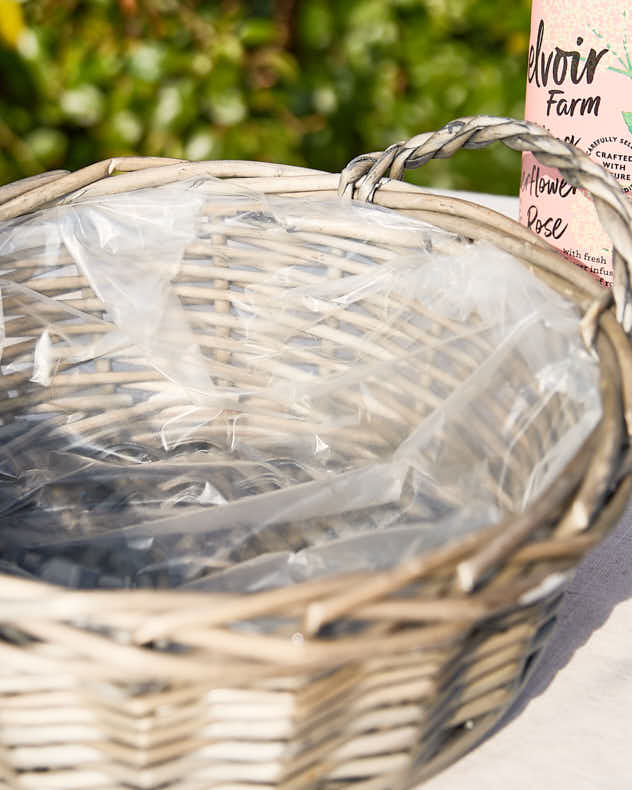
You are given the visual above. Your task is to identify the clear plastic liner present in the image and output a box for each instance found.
[0,178,601,591]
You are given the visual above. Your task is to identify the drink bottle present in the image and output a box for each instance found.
[520,2,632,287]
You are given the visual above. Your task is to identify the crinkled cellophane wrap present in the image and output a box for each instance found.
[0,177,601,595]
[0,117,629,790]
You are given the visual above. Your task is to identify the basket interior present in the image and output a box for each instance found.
[0,181,600,591]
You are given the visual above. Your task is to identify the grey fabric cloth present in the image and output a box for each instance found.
[424,192,632,789]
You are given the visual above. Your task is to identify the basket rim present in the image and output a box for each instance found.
[0,155,628,653]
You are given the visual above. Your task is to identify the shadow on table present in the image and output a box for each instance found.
[498,496,632,728]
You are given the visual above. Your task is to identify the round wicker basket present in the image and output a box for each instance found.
[0,116,631,790]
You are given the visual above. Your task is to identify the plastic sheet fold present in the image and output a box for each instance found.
[0,179,601,591]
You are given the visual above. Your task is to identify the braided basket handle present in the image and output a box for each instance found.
[339,116,632,333]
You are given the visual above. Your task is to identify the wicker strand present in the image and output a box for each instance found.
[339,116,632,334]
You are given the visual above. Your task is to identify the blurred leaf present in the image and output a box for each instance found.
[24,127,67,167]
[186,128,221,160]
[0,43,37,100]
[298,1,334,50]
[206,89,247,126]
[153,80,197,132]
[0,0,532,194]
[109,109,143,145]
[240,18,276,47]
[0,0,24,48]
[60,84,105,126]
[128,43,165,82]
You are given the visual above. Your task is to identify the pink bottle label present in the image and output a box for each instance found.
[520,2,632,287]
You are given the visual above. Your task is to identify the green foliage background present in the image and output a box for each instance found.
[0,0,531,193]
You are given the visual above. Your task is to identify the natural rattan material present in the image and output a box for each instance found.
[0,116,630,790]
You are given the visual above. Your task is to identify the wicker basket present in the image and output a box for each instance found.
[0,116,631,790]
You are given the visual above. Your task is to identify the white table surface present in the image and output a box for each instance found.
[420,191,632,789]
